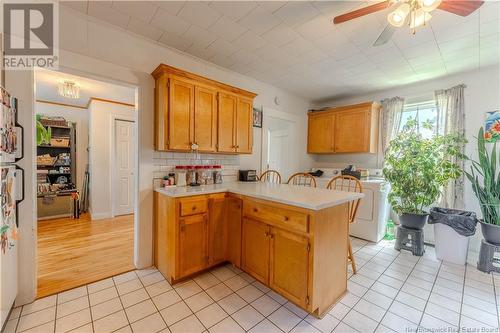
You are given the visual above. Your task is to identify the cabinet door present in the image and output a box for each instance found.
[236,97,253,154]
[208,194,227,266]
[307,113,334,153]
[217,92,237,153]
[269,228,310,308]
[194,86,217,152]
[169,77,194,150]
[242,218,270,284]
[154,73,168,150]
[334,109,371,153]
[178,214,208,278]
[226,196,242,267]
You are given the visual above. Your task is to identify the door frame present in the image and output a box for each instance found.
[111,117,136,217]
[260,107,300,181]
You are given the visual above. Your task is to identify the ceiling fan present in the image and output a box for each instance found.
[333,0,484,46]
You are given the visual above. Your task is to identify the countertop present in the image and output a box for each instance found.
[155,182,364,211]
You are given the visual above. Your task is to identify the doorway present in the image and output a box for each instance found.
[34,68,138,297]
[261,108,299,181]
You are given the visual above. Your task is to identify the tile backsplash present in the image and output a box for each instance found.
[153,151,240,188]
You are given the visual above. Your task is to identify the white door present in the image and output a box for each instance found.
[113,120,135,216]
[268,129,290,178]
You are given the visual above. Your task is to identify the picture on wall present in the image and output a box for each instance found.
[484,110,500,142]
[253,107,262,128]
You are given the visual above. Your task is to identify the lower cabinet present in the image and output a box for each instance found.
[178,213,208,278]
[208,194,227,266]
[269,228,310,308]
[242,218,270,284]
[226,195,242,267]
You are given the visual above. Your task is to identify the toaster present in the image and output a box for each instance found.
[239,170,258,182]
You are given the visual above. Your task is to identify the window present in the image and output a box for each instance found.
[400,100,438,139]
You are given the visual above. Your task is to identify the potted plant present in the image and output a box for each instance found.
[383,119,465,229]
[465,127,500,244]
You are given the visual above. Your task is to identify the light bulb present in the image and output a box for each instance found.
[419,0,442,12]
[388,3,410,27]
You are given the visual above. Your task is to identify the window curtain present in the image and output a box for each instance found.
[380,97,405,155]
[435,84,466,209]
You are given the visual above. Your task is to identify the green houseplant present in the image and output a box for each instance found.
[465,127,500,244]
[383,119,466,229]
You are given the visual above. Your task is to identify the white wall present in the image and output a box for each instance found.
[7,5,312,304]
[312,65,500,251]
[88,100,135,220]
[35,102,89,192]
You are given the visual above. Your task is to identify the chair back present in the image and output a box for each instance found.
[287,173,317,187]
[259,170,282,184]
[326,175,362,223]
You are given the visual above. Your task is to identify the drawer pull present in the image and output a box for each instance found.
[192,206,197,210]
[253,208,258,212]
[284,216,289,221]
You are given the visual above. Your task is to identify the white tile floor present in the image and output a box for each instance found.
[5,238,500,333]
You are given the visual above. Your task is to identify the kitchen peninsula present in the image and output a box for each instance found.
[154,182,363,318]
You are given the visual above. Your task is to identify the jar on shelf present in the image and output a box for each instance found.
[204,165,214,185]
[195,165,205,185]
[175,166,187,186]
[213,165,223,184]
[186,166,197,185]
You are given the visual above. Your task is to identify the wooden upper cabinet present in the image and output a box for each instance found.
[217,92,237,153]
[169,77,194,151]
[307,112,334,153]
[151,64,257,154]
[236,97,253,154]
[194,86,217,152]
[307,102,380,154]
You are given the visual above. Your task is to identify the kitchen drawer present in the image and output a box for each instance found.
[179,197,208,216]
[243,199,309,234]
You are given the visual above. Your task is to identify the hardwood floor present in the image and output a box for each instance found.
[37,213,134,298]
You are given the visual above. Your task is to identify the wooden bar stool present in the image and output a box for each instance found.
[259,170,282,184]
[327,175,363,274]
[287,173,317,187]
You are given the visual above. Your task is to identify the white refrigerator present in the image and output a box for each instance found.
[0,88,24,329]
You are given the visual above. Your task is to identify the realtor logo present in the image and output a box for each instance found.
[2,1,59,69]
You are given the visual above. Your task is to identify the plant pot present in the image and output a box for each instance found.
[399,213,428,230]
[480,221,500,245]
[434,223,469,265]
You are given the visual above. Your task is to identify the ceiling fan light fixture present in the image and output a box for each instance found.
[419,0,442,12]
[387,3,410,27]
[409,8,432,28]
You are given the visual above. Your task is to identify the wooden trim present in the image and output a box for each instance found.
[151,63,257,99]
[87,97,135,108]
[308,102,377,115]
[36,99,87,109]
[37,97,135,110]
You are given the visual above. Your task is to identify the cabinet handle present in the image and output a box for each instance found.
[180,224,185,232]
[265,231,269,237]
[192,206,197,210]
[253,208,258,213]
[283,216,289,221]
[269,233,274,239]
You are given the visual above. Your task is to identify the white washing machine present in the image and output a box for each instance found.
[313,168,390,242]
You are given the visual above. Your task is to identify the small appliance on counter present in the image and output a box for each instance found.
[239,170,257,182]
[341,165,361,179]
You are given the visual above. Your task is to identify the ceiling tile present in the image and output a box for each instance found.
[154,1,186,16]
[297,48,329,64]
[182,25,218,49]
[294,15,335,41]
[127,18,163,41]
[313,29,350,52]
[112,1,158,23]
[324,42,361,61]
[209,16,248,42]
[87,2,129,29]
[279,37,315,57]
[232,30,267,51]
[256,1,287,13]
[178,1,221,29]
[261,24,300,47]
[402,40,440,59]
[185,44,217,60]
[238,6,281,35]
[150,7,191,36]
[273,2,321,27]
[209,1,258,21]
[311,1,361,18]
[61,1,88,14]
[438,34,479,54]
[229,50,258,67]
[210,53,237,68]
[391,26,435,49]
[479,1,499,24]
[159,32,193,52]
[206,39,239,57]
[480,20,500,36]
[253,45,285,63]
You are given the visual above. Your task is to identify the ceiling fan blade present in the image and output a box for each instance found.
[373,25,396,46]
[333,1,391,24]
[438,0,484,16]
